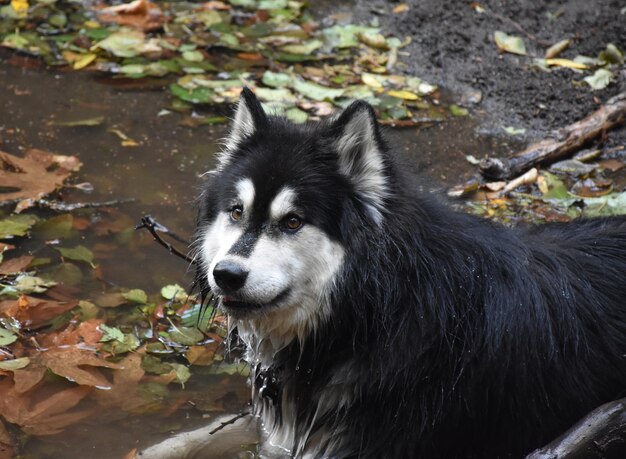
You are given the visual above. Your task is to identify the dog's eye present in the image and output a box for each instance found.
[282,214,303,232]
[230,206,243,222]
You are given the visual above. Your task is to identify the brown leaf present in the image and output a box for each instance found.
[0,243,15,253]
[123,448,138,459]
[39,347,122,389]
[0,149,82,208]
[0,295,78,329]
[599,159,625,172]
[185,342,218,366]
[97,0,167,32]
[39,318,104,347]
[93,352,150,411]
[0,255,34,275]
[0,378,93,436]
[0,419,15,459]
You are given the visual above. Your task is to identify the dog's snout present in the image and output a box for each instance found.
[213,260,249,292]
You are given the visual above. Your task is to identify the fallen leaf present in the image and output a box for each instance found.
[545,58,588,70]
[55,246,96,268]
[0,357,30,371]
[545,39,570,59]
[51,116,105,127]
[502,126,526,135]
[393,4,409,13]
[599,159,625,172]
[186,342,218,366]
[0,295,77,329]
[584,68,613,90]
[0,328,17,346]
[0,255,33,275]
[122,289,148,304]
[0,149,82,208]
[0,379,93,436]
[98,0,167,32]
[0,214,38,239]
[494,31,526,55]
[39,347,122,388]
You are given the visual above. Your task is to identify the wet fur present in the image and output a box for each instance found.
[195,90,626,458]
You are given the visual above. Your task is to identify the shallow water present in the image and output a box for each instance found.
[0,56,518,458]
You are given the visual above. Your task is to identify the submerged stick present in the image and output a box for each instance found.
[480,92,626,180]
[526,398,626,459]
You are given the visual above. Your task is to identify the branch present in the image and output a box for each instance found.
[135,215,194,264]
[480,92,626,180]
[527,398,626,459]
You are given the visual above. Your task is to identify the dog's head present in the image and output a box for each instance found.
[194,88,390,354]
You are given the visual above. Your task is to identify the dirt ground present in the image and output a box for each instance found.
[331,0,626,145]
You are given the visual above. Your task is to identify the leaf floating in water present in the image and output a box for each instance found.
[0,149,82,210]
[55,245,96,268]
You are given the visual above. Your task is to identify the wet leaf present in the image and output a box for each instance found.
[494,31,526,55]
[550,159,597,176]
[41,347,122,388]
[13,275,57,294]
[55,246,96,268]
[281,39,322,55]
[0,295,77,329]
[122,289,148,304]
[99,324,125,343]
[322,24,379,49]
[0,149,82,208]
[0,327,18,346]
[168,326,204,346]
[160,284,187,302]
[261,70,292,88]
[584,68,613,90]
[0,255,34,275]
[0,357,30,371]
[0,214,38,239]
[185,342,218,366]
[33,214,74,240]
[169,363,190,385]
[0,381,93,436]
[97,0,167,32]
[169,83,214,104]
[51,116,105,127]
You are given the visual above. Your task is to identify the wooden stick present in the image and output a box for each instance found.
[527,397,626,458]
[480,92,626,180]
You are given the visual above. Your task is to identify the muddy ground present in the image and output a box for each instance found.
[331,0,626,146]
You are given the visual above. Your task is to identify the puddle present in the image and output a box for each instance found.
[0,60,519,458]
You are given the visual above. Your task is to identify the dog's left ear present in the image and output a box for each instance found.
[331,101,388,225]
[220,88,268,168]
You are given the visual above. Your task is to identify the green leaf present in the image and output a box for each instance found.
[502,126,526,135]
[0,357,30,371]
[122,289,148,304]
[292,78,344,101]
[169,83,214,104]
[0,327,18,346]
[0,215,38,239]
[99,324,125,343]
[281,39,322,55]
[161,284,187,302]
[285,107,308,123]
[2,34,29,50]
[55,246,96,268]
[322,25,380,49]
[262,70,292,88]
[182,50,204,62]
[101,333,140,354]
[599,43,624,65]
[33,214,74,239]
[584,68,613,90]
[168,326,204,346]
[14,275,57,294]
[255,87,297,104]
[142,354,173,375]
[449,104,469,117]
[494,31,526,55]
[92,30,157,58]
[169,363,191,385]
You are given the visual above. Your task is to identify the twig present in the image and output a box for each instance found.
[135,215,194,264]
[208,411,251,435]
[480,92,626,180]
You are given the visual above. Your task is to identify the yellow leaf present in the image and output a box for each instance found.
[11,0,28,18]
[361,73,384,90]
[83,20,101,29]
[545,58,588,70]
[387,89,419,100]
[73,53,97,70]
[392,4,409,13]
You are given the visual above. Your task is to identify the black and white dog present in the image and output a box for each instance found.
[191,88,626,458]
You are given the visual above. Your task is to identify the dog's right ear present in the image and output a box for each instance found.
[219,88,267,168]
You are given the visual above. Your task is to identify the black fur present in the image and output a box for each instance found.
[195,94,626,458]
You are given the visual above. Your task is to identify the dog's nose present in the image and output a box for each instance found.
[213,260,249,292]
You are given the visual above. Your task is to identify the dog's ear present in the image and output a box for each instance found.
[332,101,388,225]
[219,88,267,167]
